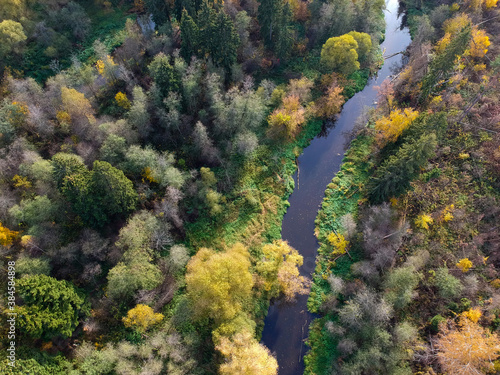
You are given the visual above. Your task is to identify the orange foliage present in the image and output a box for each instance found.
[315,86,345,119]
[436,316,500,375]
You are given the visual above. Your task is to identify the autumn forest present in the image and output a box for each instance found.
[1,0,500,374]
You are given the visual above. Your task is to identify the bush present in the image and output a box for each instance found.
[434,268,463,300]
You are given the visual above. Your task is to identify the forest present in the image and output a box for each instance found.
[0,0,500,374]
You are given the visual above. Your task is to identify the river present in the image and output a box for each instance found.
[260,0,412,373]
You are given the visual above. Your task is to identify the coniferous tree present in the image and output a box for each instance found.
[369,133,437,203]
[258,0,293,59]
[180,9,200,60]
[420,26,471,102]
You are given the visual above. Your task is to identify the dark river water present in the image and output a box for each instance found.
[260,0,412,373]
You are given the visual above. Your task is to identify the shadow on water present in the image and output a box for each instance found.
[260,1,412,374]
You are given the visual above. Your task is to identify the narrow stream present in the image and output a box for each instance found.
[260,1,411,373]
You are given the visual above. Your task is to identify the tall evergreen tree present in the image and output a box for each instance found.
[144,0,171,26]
[258,0,293,60]
[369,133,437,203]
[180,9,200,60]
[420,26,471,102]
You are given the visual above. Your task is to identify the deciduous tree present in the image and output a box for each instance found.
[122,304,164,333]
[216,329,278,375]
[186,243,253,322]
[320,34,359,76]
[436,315,500,375]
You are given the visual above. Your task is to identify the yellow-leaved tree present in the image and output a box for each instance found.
[267,95,306,141]
[61,87,96,125]
[375,108,419,146]
[186,243,254,323]
[436,315,500,374]
[437,13,490,58]
[0,222,18,247]
[256,240,310,301]
[216,329,278,375]
[122,304,164,333]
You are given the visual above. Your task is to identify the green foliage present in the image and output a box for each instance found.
[148,53,179,97]
[51,153,87,189]
[0,354,72,375]
[16,255,51,277]
[258,0,293,59]
[106,261,162,300]
[384,266,421,310]
[15,274,89,339]
[9,195,58,230]
[430,314,446,333]
[61,160,138,227]
[420,25,471,102]
[369,133,437,203]
[180,2,240,71]
[434,267,464,300]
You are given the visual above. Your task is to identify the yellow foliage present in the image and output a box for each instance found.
[315,86,345,119]
[115,91,131,110]
[216,329,278,375]
[268,95,306,140]
[122,304,164,333]
[444,14,471,35]
[327,232,349,256]
[186,243,254,323]
[8,101,29,127]
[491,279,500,288]
[459,152,470,159]
[440,204,454,222]
[375,108,419,146]
[430,96,443,105]
[470,28,490,58]
[451,2,460,10]
[474,63,486,71]
[12,174,32,189]
[456,258,473,272]
[463,308,482,323]
[96,60,105,75]
[389,197,398,207]
[141,167,158,184]
[61,87,95,124]
[440,16,490,59]
[436,33,451,53]
[95,55,116,79]
[256,240,309,300]
[56,110,71,125]
[415,214,433,230]
[485,0,498,7]
[0,222,18,247]
[436,316,500,374]
[20,235,32,247]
